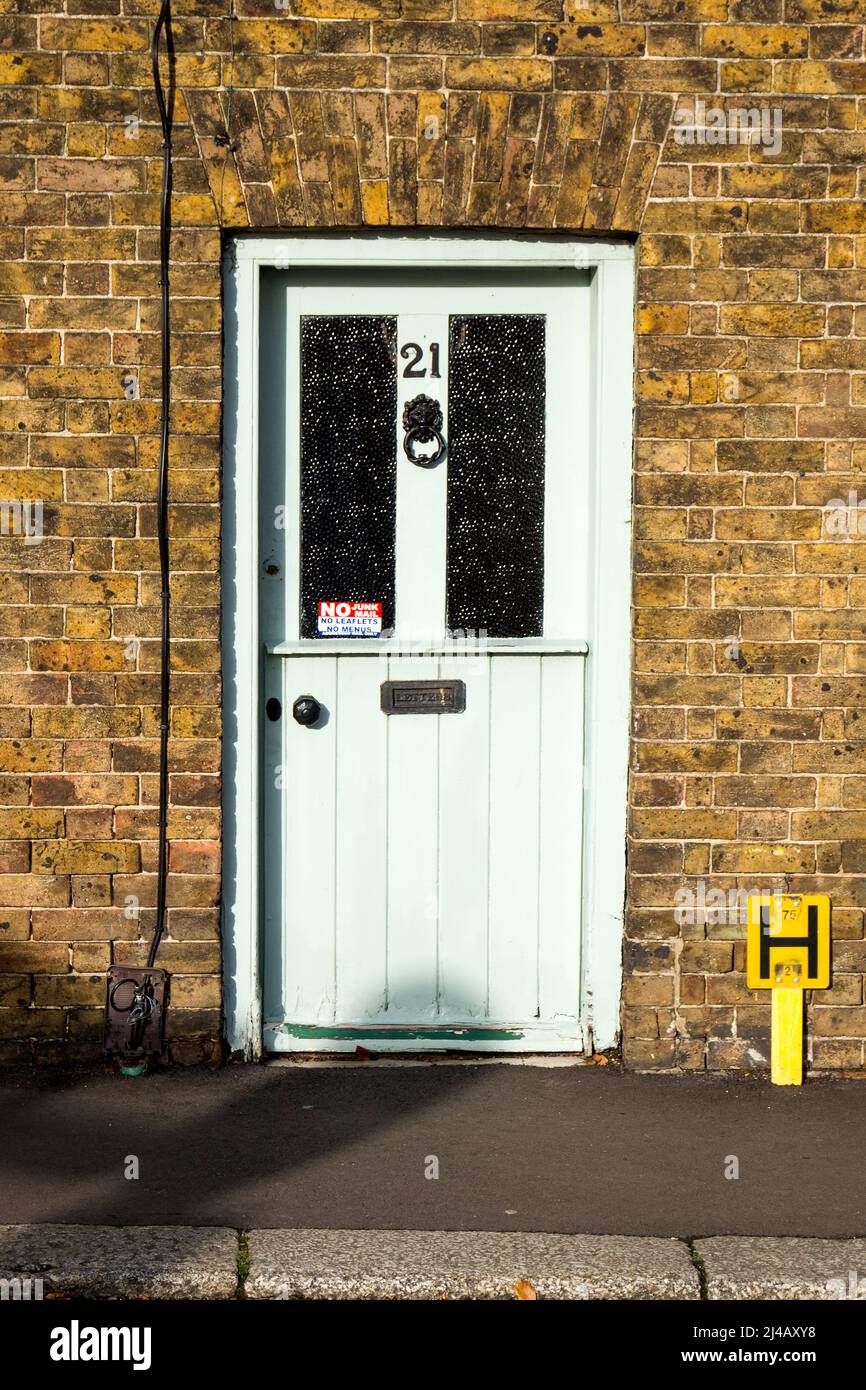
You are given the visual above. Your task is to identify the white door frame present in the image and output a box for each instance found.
[221,233,634,1059]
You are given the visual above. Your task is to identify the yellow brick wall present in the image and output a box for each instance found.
[1,0,865,1070]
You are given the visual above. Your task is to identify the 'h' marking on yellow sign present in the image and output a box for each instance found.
[746,894,830,991]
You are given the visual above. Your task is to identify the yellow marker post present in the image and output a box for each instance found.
[746,894,831,1086]
[771,990,803,1086]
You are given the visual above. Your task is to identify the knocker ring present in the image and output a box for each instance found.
[402,393,446,468]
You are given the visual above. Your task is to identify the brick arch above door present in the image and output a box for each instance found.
[184,88,672,233]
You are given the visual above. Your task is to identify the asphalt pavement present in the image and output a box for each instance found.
[0,1060,863,1237]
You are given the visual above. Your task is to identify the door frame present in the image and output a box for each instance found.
[221,233,634,1059]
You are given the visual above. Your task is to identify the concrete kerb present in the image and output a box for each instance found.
[0,1225,238,1300]
[696,1236,866,1301]
[2,1227,866,1300]
[244,1228,699,1300]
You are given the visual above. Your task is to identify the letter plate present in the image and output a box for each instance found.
[380,679,466,715]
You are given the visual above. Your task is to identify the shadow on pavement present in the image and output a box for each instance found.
[0,1063,864,1236]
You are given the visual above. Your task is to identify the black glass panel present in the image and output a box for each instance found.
[446,314,545,639]
[300,315,397,638]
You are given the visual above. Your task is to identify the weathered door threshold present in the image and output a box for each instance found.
[263,1052,591,1068]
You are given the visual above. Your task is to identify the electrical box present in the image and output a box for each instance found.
[104,966,169,1059]
[746,894,831,990]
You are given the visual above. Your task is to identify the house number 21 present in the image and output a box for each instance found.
[401,342,441,379]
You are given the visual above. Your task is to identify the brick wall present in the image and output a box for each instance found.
[1,0,865,1071]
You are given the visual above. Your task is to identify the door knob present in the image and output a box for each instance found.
[292,695,321,727]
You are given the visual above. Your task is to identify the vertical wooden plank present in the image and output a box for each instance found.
[282,655,338,1022]
[393,312,449,643]
[385,654,440,1018]
[334,653,389,1021]
[282,278,301,643]
[487,653,542,1021]
[538,654,584,1024]
[388,312,449,1015]
[261,655,286,1027]
[258,274,291,649]
[436,649,490,1020]
[580,256,634,1050]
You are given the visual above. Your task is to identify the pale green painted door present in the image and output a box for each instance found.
[260,269,591,1051]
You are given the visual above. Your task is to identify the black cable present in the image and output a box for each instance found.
[147,0,173,970]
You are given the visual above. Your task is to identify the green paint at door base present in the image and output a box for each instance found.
[278,1024,525,1042]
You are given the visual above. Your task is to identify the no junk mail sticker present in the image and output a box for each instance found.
[317,601,382,638]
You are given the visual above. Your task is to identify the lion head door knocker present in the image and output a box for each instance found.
[402,394,446,468]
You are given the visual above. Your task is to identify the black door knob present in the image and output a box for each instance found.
[292,695,321,727]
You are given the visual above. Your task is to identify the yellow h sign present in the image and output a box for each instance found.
[746,894,830,990]
[746,894,831,1085]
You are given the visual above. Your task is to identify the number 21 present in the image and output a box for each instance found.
[401,342,441,379]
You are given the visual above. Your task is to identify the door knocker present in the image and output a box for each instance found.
[402,394,446,468]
